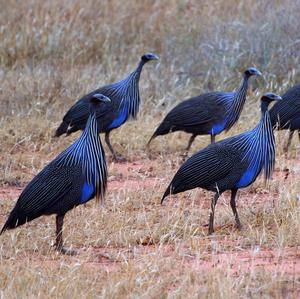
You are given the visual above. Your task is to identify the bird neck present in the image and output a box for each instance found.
[260,101,270,114]
[115,60,145,88]
[234,75,249,101]
[132,60,146,81]
[117,60,143,119]
[68,112,106,202]
[77,113,101,144]
[84,112,100,136]
[234,108,275,189]
[259,108,272,132]
[55,110,107,202]
[224,75,249,130]
[252,107,275,179]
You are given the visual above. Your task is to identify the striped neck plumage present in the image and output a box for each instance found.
[57,112,107,203]
[256,109,275,180]
[225,75,249,130]
[240,108,275,181]
[81,112,100,136]
[132,60,146,81]
[114,60,145,119]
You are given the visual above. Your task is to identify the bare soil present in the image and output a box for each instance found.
[1,158,299,279]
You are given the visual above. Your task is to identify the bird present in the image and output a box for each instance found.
[55,52,159,161]
[269,82,300,152]
[1,94,111,255]
[161,92,281,235]
[147,67,262,152]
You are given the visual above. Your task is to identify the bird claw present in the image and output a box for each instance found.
[112,154,127,162]
[56,245,77,256]
[208,227,214,235]
[236,223,243,231]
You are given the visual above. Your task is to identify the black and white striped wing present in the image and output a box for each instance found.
[15,165,74,215]
[170,144,236,193]
[62,98,89,123]
[165,93,227,127]
[64,97,115,131]
[270,102,300,127]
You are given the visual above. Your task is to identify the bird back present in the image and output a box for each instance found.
[163,110,275,200]
[269,83,300,129]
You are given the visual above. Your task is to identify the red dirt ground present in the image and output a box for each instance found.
[0,158,299,278]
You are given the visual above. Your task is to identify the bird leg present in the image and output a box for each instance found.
[185,134,196,152]
[284,130,294,153]
[208,193,219,235]
[105,132,126,162]
[55,215,77,256]
[230,189,242,230]
[210,134,215,144]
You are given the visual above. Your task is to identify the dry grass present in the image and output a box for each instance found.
[0,0,300,298]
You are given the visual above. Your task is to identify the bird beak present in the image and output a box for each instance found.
[274,95,282,101]
[93,94,111,103]
[152,54,160,61]
[255,70,262,76]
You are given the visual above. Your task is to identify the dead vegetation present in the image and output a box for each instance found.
[0,0,300,298]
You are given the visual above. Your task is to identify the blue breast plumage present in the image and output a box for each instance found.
[232,111,275,189]
[108,101,129,129]
[210,122,226,135]
[236,167,260,188]
[80,181,95,204]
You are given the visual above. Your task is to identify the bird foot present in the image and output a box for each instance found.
[112,154,127,163]
[235,223,243,231]
[56,245,77,256]
[208,227,214,235]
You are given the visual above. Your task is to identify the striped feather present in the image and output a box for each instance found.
[56,112,107,203]
[152,73,252,142]
[229,110,275,186]
[217,75,249,132]
[269,83,300,129]
[56,59,145,137]
[1,108,107,233]
[101,61,143,121]
[162,101,276,202]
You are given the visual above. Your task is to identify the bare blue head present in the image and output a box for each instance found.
[89,93,111,114]
[261,92,282,113]
[244,67,262,78]
[141,52,159,63]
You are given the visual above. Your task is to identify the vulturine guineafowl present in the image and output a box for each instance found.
[269,83,300,152]
[56,52,159,161]
[1,94,110,255]
[148,67,262,152]
[161,93,281,235]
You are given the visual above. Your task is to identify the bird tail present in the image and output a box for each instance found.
[1,209,26,235]
[55,121,69,137]
[146,132,157,148]
[147,121,171,147]
[161,184,172,204]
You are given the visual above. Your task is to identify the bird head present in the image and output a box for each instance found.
[260,92,282,113]
[244,67,262,77]
[90,93,111,104]
[261,92,282,104]
[141,52,160,63]
[89,94,111,113]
